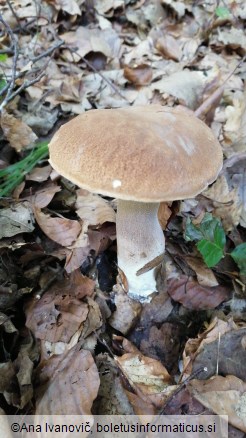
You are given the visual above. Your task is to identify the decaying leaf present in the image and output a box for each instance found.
[0,201,34,238]
[167,276,229,310]
[188,375,246,433]
[25,270,95,345]
[35,345,100,415]
[185,256,219,287]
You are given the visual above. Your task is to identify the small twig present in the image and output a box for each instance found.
[158,366,208,415]
[64,44,128,101]
[30,39,64,62]
[81,55,128,101]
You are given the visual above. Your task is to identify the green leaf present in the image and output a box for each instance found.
[231,243,246,276]
[215,6,230,18]
[184,217,204,241]
[184,213,226,267]
[0,53,8,62]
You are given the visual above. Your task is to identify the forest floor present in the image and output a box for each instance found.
[0,0,246,436]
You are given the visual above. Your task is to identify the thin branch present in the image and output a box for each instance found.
[30,39,64,62]
[82,55,128,101]
[0,14,19,111]
[64,44,128,101]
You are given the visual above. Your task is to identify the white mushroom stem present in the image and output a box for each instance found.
[116,200,165,302]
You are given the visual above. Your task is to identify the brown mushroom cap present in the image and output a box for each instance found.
[49,105,223,202]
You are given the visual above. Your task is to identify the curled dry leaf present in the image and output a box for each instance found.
[35,345,100,415]
[124,65,153,86]
[61,26,121,62]
[27,182,61,208]
[185,256,219,287]
[155,34,182,61]
[188,375,246,433]
[34,207,81,246]
[182,317,238,377]
[26,165,52,182]
[76,190,116,225]
[202,175,242,231]
[167,275,230,310]
[0,111,37,152]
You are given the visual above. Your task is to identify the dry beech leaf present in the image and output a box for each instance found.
[124,65,153,86]
[116,349,172,394]
[155,35,182,61]
[26,165,52,182]
[26,182,61,208]
[158,202,172,230]
[115,348,176,414]
[35,345,100,415]
[76,190,116,225]
[185,256,219,287]
[167,276,229,310]
[0,111,37,151]
[188,375,246,433]
[203,175,242,231]
[0,201,34,238]
[182,317,238,377]
[52,0,81,15]
[192,328,246,381]
[151,70,204,110]
[25,270,95,343]
[34,207,81,246]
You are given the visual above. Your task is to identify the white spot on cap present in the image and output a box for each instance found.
[112,179,121,188]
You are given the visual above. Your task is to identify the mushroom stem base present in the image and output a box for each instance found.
[116,200,165,302]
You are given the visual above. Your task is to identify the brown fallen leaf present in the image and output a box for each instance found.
[1,110,37,151]
[124,64,153,86]
[26,182,61,208]
[26,165,52,182]
[34,207,81,246]
[185,256,219,287]
[115,346,176,414]
[192,328,246,381]
[35,345,100,415]
[182,317,239,378]
[202,175,242,231]
[76,189,116,225]
[188,375,246,433]
[25,270,95,344]
[155,35,182,61]
[167,276,230,310]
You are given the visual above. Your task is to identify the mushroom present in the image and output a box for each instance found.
[49,105,223,302]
